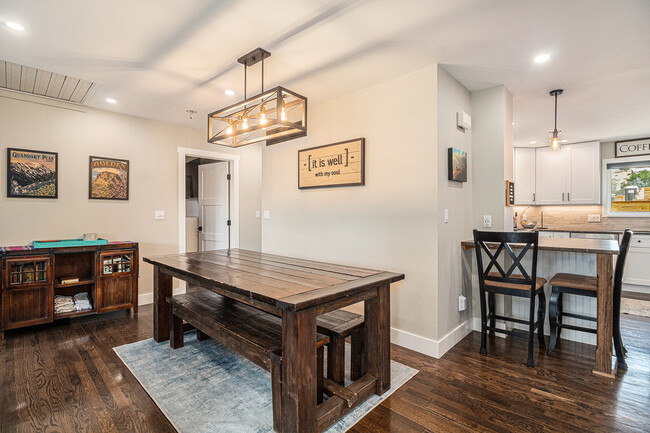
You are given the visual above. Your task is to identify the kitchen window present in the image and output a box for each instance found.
[602,156,650,217]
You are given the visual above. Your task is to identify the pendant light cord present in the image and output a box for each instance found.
[554,92,558,132]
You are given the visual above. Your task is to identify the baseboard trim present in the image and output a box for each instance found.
[390,319,474,359]
[138,287,186,306]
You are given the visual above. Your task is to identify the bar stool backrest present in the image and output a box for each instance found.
[473,230,540,292]
[615,230,633,296]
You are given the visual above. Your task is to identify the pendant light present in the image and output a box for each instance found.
[208,48,308,147]
[549,89,563,150]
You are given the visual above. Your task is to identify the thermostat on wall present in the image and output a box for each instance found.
[456,111,471,131]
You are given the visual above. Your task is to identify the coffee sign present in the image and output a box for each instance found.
[298,138,365,189]
[615,137,650,157]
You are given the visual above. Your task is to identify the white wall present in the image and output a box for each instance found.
[261,66,440,345]
[436,67,473,343]
[0,90,262,297]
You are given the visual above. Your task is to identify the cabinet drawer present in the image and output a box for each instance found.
[631,235,650,249]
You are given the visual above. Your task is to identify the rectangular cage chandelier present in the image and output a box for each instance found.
[208,48,307,147]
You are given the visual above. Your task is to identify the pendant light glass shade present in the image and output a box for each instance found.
[549,89,563,151]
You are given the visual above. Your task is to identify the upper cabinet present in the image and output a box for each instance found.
[514,141,601,205]
[514,147,536,204]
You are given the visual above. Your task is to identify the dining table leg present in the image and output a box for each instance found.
[153,266,173,343]
[282,308,318,433]
[365,282,391,395]
[593,254,615,378]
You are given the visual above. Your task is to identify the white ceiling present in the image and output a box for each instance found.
[1,0,649,147]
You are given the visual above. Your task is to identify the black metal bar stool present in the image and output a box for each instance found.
[473,229,547,367]
[547,229,632,370]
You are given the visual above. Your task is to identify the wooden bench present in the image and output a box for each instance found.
[317,310,365,386]
[167,290,329,432]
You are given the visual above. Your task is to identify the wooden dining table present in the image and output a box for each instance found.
[461,236,620,378]
[144,248,404,433]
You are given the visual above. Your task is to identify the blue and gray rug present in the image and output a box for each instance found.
[114,333,417,433]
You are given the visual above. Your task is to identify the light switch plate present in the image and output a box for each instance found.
[255,211,261,219]
[155,210,166,220]
[588,214,601,223]
[263,210,270,220]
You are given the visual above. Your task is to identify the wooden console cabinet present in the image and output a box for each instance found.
[1,242,138,339]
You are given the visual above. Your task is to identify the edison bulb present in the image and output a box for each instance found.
[242,117,248,130]
[260,112,267,125]
[551,137,560,150]
[281,107,287,121]
[226,123,233,135]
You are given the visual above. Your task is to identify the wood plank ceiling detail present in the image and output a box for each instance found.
[0,60,94,104]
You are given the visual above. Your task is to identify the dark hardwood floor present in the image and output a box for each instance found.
[1,306,648,432]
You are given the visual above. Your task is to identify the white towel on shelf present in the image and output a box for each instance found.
[55,295,76,313]
[73,292,92,311]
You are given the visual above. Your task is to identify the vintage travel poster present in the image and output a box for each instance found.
[7,148,58,198]
[89,156,129,200]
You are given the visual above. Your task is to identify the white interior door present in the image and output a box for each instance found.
[198,162,230,251]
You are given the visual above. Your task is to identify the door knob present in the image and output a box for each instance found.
[198,226,203,232]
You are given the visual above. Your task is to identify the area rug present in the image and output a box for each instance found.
[114,333,418,433]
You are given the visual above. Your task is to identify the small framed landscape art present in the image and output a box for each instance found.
[89,156,129,200]
[7,148,58,198]
[448,147,467,182]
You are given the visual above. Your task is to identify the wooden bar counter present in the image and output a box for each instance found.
[462,236,620,378]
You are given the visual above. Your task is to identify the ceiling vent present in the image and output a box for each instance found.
[0,60,94,104]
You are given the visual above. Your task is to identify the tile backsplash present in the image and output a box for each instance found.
[512,205,650,231]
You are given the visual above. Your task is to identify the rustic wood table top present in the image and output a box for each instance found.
[144,249,404,312]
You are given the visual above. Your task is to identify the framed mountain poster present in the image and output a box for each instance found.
[7,148,58,198]
[89,156,129,200]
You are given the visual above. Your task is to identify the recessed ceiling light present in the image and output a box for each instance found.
[529,141,537,145]
[106,98,117,104]
[4,21,25,31]
[225,89,235,96]
[534,53,550,63]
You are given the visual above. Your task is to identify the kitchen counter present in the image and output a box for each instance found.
[513,228,650,235]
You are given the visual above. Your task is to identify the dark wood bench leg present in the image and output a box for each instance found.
[317,346,324,405]
[170,306,184,349]
[271,350,282,433]
[327,335,346,386]
[196,329,209,341]
[351,328,365,381]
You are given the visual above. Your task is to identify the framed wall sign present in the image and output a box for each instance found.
[7,148,58,198]
[448,147,468,182]
[298,138,365,189]
[506,180,515,206]
[89,156,129,200]
[615,137,650,158]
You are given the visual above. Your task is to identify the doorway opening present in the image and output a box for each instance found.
[178,147,240,255]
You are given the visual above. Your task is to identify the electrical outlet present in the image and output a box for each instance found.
[155,210,166,220]
[483,215,492,228]
[458,295,467,311]
[588,214,601,223]
[263,210,270,220]
[255,211,261,219]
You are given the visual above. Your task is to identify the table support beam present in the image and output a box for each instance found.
[593,254,615,378]
[365,282,391,395]
[282,309,317,433]
[153,266,173,342]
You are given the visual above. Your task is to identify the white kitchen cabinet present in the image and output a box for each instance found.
[514,148,536,204]
[514,141,601,205]
[566,141,601,204]
[623,234,650,286]
[534,147,567,205]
